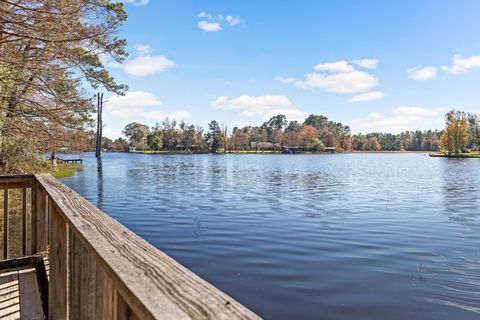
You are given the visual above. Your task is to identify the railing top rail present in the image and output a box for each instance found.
[0,174,36,183]
[34,174,258,320]
[0,174,35,189]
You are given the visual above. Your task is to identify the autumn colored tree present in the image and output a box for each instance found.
[439,110,469,155]
[368,137,381,151]
[298,125,320,151]
[325,133,339,148]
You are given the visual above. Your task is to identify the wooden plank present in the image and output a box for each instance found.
[0,175,35,185]
[114,289,133,320]
[22,188,27,256]
[48,203,68,320]
[69,230,99,320]
[85,243,97,318]
[36,174,259,320]
[35,185,47,253]
[0,174,35,189]
[18,268,44,320]
[3,190,8,260]
[0,181,32,190]
[69,231,79,319]
[0,271,20,319]
[102,275,115,320]
[95,263,105,319]
[30,185,37,255]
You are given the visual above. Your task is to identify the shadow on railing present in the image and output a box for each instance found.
[0,174,259,320]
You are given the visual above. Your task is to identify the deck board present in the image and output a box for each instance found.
[18,269,43,320]
[0,271,20,320]
[0,268,45,320]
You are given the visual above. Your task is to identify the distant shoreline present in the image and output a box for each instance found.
[101,150,432,155]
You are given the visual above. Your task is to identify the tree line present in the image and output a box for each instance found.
[103,111,480,154]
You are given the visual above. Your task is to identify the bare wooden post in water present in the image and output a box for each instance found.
[95,92,104,158]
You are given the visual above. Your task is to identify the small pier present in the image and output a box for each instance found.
[0,174,259,319]
[59,158,83,164]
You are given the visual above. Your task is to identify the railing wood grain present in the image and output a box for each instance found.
[0,174,259,320]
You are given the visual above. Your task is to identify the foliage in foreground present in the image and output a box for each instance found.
[0,0,128,173]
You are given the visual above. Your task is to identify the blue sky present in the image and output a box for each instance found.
[103,0,480,138]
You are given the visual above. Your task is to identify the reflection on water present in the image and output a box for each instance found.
[62,153,480,320]
[96,157,104,210]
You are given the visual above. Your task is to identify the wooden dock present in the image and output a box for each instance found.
[0,174,259,319]
[59,158,83,164]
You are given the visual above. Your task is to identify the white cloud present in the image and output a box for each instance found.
[211,96,229,106]
[110,91,162,108]
[197,12,241,32]
[124,55,176,76]
[349,106,444,133]
[314,60,355,73]
[408,66,437,81]
[120,0,149,6]
[348,91,386,103]
[107,91,191,122]
[352,59,379,69]
[211,94,307,120]
[441,54,480,75]
[293,70,378,93]
[275,77,297,84]
[277,60,379,94]
[197,12,212,19]
[198,21,222,32]
[226,15,240,25]
[103,127,125,139]
[134,44,152,54]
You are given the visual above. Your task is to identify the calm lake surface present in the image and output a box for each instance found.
[61,152,480,320]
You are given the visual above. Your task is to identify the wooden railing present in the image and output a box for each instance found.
[0,174,259,320]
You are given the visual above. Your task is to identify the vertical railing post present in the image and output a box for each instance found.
[22,188,27,256]
[49,201,69,319]
[3,189,8,259]
[31,184,37,255]
[32,180,48,255]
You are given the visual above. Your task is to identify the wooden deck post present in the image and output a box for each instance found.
[22,188,27,256]
[34,182,48,253]
[31,185,37,255]
[3,189,8,259]
[49,202,68,319]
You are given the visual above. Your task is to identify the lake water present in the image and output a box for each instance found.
[61,152,480,320]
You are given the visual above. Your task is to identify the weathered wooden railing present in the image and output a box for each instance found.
[0,174,259,319]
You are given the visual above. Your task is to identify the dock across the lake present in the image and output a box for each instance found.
[59,158,83,164]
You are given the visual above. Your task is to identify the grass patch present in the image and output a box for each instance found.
[52,163,83,178]
[429,152,480,158]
